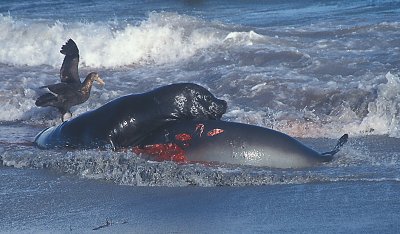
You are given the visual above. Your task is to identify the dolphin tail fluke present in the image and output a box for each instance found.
[320,134,348,157]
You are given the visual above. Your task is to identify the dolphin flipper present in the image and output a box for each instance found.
[320,134,348,157]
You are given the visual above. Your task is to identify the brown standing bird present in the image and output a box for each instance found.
[35,39,105,121]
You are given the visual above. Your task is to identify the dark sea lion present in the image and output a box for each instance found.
[134,120,348,168]
[34,83,227,150]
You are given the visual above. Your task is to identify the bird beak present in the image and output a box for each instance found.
[95,75,105,87]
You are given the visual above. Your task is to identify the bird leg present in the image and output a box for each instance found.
[62,111,73,122]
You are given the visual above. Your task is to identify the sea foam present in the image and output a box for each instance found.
[0,13,228,68]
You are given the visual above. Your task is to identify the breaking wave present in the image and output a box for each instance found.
[1,11,399,139]
[224,72,400,138]
[0,12,265,68]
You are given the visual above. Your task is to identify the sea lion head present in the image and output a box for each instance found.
[170,83,227,120]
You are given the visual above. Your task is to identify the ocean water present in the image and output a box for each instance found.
[1,0,400,233]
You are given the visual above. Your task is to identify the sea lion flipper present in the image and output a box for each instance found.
[320,134,348,157]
